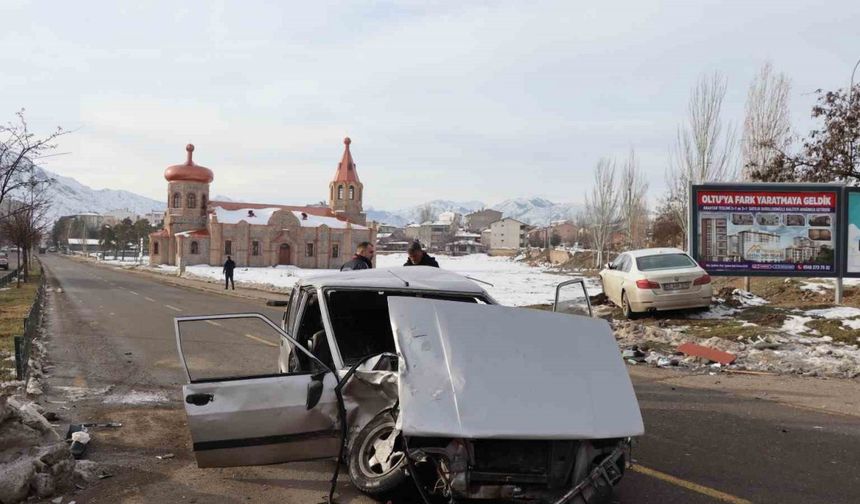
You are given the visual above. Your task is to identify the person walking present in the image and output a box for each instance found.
[223,255,236,290]
[340,242,375,271]
[404,241,439,268]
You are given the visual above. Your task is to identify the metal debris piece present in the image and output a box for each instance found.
[677,343,736,365]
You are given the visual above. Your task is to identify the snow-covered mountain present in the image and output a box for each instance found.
[368,197,583,226]
[491,197,583,225]
[38,167,164,223]
[367,200,485,226]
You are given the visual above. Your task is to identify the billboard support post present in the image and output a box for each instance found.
[836,277,844,304]
[743,276,751,293]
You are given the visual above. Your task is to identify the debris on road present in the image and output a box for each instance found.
[156,453,175,460]
[65,425,90,460]
[0,396,78,504]
[677,343,737,365]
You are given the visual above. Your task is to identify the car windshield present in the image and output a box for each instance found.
[325,289,487,366]
[636,253,696,271]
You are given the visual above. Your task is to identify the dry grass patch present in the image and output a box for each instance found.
[806,319,860,344]
[0,263,42,355]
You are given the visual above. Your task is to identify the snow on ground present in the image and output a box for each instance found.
[168,253,598,307]
[799,278,860,292]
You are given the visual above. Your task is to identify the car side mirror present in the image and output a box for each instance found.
[605,263,614,270]
[306,372,325,410]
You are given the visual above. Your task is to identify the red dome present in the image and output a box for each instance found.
[164,144,214,183]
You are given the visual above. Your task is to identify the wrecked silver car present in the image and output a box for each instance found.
[174,267,644,503]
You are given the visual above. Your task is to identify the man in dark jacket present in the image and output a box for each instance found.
[223,255,236,290]
[340,242,375,271]
[404,241,439,268]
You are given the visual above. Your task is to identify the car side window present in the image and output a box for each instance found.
[295,290,335,372]
[610,255,624,270]
[286,286,302,335]
[620,255,632,272]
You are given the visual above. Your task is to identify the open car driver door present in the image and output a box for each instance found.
[174,313,340,468]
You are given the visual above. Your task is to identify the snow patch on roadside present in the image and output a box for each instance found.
[103,391,169,405]
[164,253,600,307]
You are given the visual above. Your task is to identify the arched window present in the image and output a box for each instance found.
[190,241,199,254]
[337,185,344,200]
[187,193,197,209]
[349,186,355,200]
[153,242,159,255]
[172,192,181,208]
[201,194,207,209]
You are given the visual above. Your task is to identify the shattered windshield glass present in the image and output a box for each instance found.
[325,290,485,366]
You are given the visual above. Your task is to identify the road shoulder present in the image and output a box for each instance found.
[628,365,860,418]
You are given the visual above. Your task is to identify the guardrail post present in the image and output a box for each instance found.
[14,336,24,380]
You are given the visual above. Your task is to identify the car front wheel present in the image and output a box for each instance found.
[348,412,409,497]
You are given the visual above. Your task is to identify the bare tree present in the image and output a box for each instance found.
[618,149,649,249]
[742,63,792,181]
[0,109,66,218]
[0,171,53,285]
[417,204,435,224]
[585,158,619,268]
[666,72,737,245]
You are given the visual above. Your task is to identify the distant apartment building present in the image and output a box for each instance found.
[102,208,138,225]
[464,209,503,232]
[489,218,529,250]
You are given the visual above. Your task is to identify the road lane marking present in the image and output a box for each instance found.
[244,333,279,347]
[144,297,156,302]
[631,465,752,504]
[205,320,223,327]
[164,304,182,312]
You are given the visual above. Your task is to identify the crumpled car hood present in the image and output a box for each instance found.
[388,297,644,439]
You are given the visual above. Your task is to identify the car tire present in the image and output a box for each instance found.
[621,291,638,320]
[348,412,409,498]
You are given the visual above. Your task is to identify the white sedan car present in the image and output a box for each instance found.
[599,248,712,319]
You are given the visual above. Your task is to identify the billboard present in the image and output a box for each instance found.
[844,188,860,276]
[691,184,841,277]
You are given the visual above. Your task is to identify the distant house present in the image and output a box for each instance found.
[445,230,485,256]
[464,209,503,232]
[489,218,529,250]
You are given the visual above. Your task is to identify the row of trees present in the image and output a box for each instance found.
[580,61,860,266]
[0,111,64,286]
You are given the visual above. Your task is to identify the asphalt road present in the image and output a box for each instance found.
[38,254,860,503]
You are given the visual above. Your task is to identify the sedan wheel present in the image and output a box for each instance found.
[622,292,637,320]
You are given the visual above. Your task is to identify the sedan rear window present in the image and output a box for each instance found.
[636,253,696,271]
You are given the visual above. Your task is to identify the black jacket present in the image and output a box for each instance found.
[340,255,373,271]
[404,253,439,268]
[223,259,236,274]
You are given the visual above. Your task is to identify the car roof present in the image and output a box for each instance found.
[623,247,689,258]
[295,266,489,295]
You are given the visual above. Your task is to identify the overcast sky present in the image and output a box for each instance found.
[3,0,859,210]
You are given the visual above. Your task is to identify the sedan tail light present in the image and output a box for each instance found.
[635,279,660,289]
[693,274,711,286]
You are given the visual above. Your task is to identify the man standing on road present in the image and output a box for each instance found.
[340,242,375,271]
[223,255,236,290]
[404,241,439,268]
